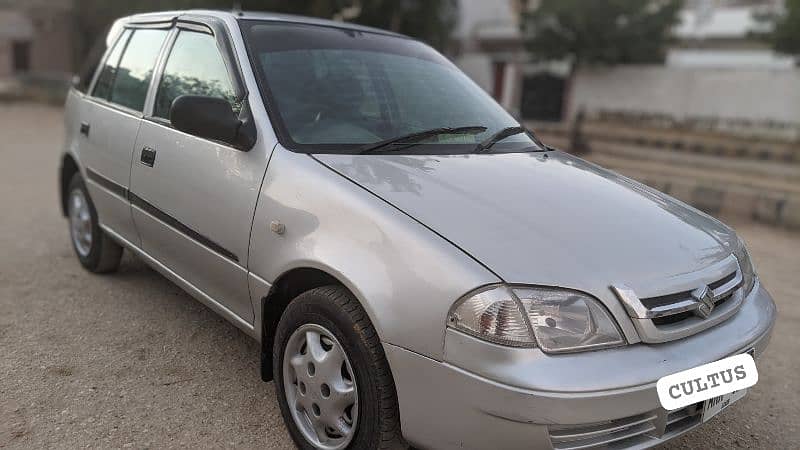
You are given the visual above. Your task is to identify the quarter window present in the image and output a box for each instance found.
[153,30,236,120]
[107,28,168,112]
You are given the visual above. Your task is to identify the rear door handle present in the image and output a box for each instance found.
[79,122,90,136]
[140,147,156,167]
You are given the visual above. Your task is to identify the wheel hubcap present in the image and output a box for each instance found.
[283,324,358,449]
[68,189,92,257]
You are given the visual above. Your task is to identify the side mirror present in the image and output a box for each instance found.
[170,95,254,150]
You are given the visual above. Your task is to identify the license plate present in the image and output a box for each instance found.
[702,388,747,422]
[656,351,758,411]
[701,348,755,422]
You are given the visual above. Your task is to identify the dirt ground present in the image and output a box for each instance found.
[0,103,798,449]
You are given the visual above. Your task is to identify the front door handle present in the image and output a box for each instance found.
[140,147,156,167]
[79,122,90,136]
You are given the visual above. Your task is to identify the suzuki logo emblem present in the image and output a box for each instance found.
[691,286,715,319]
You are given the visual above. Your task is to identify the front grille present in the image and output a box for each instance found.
[611,256,746,343]
[651,289,735,326]
[549,404,704,449]
[640,271,740,327]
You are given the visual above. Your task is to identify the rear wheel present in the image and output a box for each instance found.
[274,286,403,449]
[67,172,123,273]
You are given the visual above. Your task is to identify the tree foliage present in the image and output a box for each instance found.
[520,0,683,67]
[769,0,800,56]
[73,0,457,61]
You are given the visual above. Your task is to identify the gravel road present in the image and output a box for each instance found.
[1,103,798,449]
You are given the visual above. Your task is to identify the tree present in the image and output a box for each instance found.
[768,0,800,57]
[519,0,682,120]
[349,0,458,52]
[521,0,683,67]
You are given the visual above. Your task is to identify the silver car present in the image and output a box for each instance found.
[59,10,776,450]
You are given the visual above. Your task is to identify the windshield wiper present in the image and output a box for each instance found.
[358,126,487,154]
[473,126,529,153]
[473,126,547,153]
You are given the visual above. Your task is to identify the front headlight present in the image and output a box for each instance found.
[447,285,625,353]
[734,237,757,296]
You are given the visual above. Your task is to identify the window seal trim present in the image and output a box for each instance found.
[84,94,144,119]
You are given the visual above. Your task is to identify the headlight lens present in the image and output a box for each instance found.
[734,237,757,296]
[514,287,626,353]
[447,285,625,353]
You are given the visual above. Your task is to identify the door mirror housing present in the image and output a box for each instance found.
[170,95,255,150]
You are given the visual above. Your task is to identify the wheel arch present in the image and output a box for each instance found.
[59,153,80,216]
[259,266,358,381]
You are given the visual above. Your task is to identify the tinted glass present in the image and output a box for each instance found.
[91,29,130,100]
[109,29,168,111]
[242,22,540,154]
[154,30,236,119]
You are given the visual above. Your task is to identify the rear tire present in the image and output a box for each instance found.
[273,286,404,449]
[66,172,123,273]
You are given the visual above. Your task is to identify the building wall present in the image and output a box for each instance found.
[27,8,73,77]
[0,4,74,80]
[569,66,800,126]
[0,41,11,77]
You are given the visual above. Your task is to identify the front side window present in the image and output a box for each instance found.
[242,21,541,154]
[108,28,168,112]
[153,30,237,119]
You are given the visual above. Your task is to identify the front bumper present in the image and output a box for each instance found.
[385,283,776,449]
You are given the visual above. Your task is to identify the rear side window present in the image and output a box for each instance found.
[75,26,113,94]
[108,29,169,111]
[153,30,236,119]
[91,29,131,100]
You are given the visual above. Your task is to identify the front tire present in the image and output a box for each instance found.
[66,172,123,273]
[274,286,403,449]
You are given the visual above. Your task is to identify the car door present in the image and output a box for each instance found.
[128,23,269,324]
[80,26,170,246]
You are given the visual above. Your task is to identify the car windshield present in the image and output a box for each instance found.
[240,20,542,154]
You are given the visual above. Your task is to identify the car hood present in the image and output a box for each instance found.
[314,151,736,300]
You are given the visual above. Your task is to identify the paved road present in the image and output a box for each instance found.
[1,104,798,449]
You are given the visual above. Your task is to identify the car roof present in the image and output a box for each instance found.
[121,9,410,39]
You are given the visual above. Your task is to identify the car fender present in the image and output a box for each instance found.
[247,147,498,360]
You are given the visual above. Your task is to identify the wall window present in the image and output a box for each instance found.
[12,41,31,73]
[153,30,236,120]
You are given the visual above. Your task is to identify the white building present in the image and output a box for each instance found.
[452,0,799,126]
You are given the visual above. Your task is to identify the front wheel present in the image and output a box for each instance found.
[273,286,403,449]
